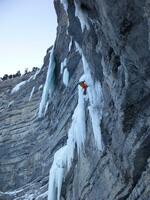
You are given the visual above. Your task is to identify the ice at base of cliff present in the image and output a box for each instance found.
[63,68,69,86]
[48,87,86,200]
[38,47,55,118]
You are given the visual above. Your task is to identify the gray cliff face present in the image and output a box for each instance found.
[0,0,150,200]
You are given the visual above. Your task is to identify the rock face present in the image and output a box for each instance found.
[0,0,150,200]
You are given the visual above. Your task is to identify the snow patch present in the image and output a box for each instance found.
[38,47,55,118]
[39,84,43,90]
[63,68,69,86]
[29,87,35,101]
[11,80,27,94]
[74,1,90,32]
[48,86,86,200]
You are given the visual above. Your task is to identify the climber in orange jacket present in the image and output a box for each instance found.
[79,81,88,95]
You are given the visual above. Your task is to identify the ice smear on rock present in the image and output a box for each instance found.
[29,87,35,102]
[69,37,73,52]
[74,1,89,32]
[60,0,68,13]
[38,47,55,118]
[48,86,86,200]
[63,68,69,86]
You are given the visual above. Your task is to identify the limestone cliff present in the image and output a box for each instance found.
[0,0,150,200]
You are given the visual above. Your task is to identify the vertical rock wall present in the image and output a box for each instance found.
[0,0,150,200]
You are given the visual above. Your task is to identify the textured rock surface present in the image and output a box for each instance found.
[0,0,150,199]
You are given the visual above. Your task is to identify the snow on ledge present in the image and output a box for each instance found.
[11,80,27,94]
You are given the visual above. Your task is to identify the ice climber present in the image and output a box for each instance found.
[79,81,88,95]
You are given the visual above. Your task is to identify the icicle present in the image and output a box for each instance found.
[76,43,104,151]
[38,47,55,118]
[63,68,69,86]
[48,146,67,200]
[48,86,86,200]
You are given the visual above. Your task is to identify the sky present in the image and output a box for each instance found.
[0,0,57,77]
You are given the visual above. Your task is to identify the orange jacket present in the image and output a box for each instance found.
[79,82,88,90]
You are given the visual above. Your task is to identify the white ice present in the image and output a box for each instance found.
[29,87,35,101]
[38,47,55,118]
[63,68,69,86]
[74,1,89,32]
[48,86,86,200]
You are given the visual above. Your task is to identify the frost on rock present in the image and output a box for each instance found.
[74,1,90,32]
[11,80,27,94]
[63,68,69,86]
[76,43,104,151]
[29,87,35,101]
[48,86,86,200]
[38,47,55,118]
[60,58,67,74]
[60,0,68,13]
